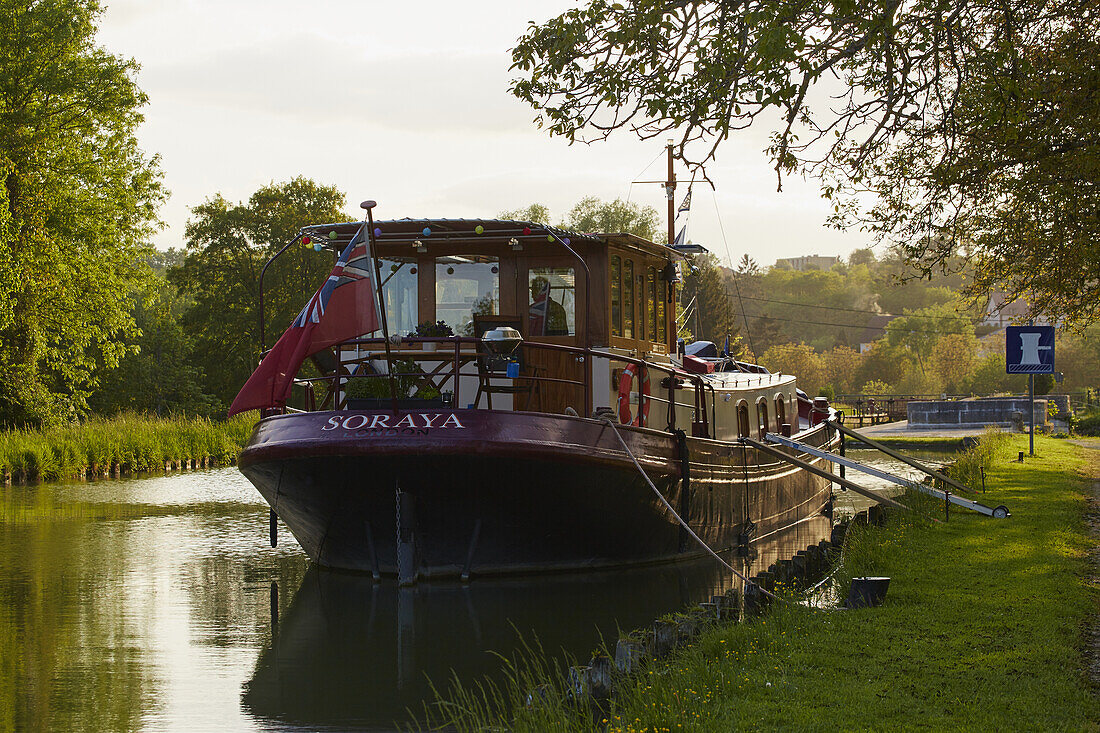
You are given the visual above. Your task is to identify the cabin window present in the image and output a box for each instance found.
[737,401,750,437]
[622,259,634,339]
[775,394,786,431]
[647,267,658,342]
[610,255,622,337]
[435,255,498,336]
[378,257,419,337]
[656,276,666,344]
[757,399,769,439]
[528,267,576,336]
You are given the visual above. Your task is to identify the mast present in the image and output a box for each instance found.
[665,140,676,246]
[361,200,400,414]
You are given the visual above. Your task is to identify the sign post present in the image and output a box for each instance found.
[1006,324,1055,456]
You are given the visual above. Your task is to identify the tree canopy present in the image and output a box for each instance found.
[510,0,1099,327]
[500,196,664,241]
[681,252,739,346]
[0,0,164,426]
[566,196,663,241]
[170,178,348,409]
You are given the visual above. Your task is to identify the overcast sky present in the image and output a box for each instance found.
[98,0,874,267]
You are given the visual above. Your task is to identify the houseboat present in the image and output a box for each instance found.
[235,214,840,580]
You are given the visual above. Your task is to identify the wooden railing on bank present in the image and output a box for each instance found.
[835,390,1094,427]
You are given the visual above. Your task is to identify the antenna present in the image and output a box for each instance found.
[361,199,399,414]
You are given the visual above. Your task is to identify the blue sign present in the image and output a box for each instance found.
[1006,326,1055,374]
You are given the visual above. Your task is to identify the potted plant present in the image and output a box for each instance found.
[412,320,453,351]
[344,360,447,408]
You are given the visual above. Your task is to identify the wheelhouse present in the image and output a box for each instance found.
[273,217,799,438]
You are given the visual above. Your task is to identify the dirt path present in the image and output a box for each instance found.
[1071,439,1100,693]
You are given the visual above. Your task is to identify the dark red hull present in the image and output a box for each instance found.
[238,409,837,578]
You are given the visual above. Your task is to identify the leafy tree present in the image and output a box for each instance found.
[1055,325,1100,392]
[864,22,1100,328]
[498,203,551,224]
[736,254,759,276]
[0,0,165,427]
[510,0,1098,327]
[961,351,1027,396]
[750,267,875,351]
[565,196,663,242]
[855,343,906,393]
[744,316,781,362]
[930,334,979,393]
[145,247,185,274]
[881,303,975,380]
[759,343,825,395]
[88,272,216,417]
[821,345,862,395]
[848,249,876,268]
[499,198,664,241]
[681,253,738,346]
[171,178,348,408]
[859,379,892,395]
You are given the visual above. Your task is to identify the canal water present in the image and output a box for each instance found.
[836,446,958,516]
[0,447,956,731]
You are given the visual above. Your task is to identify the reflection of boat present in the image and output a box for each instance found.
[236,150,840,579]
[242,514,831,731]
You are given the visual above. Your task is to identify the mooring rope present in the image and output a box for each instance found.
[601,418,783,602]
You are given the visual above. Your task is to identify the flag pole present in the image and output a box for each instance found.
[665,140,676,246]
[361,200,399,414]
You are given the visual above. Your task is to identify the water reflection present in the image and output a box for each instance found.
[0,462,871,732]
[243,514,832,732]
[833,447,957,515]
[0,468,306,732]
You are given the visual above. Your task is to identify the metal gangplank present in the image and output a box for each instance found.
[764,432,1010,519]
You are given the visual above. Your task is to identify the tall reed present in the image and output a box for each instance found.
[944,426,1010,488]
[0,412,258,483]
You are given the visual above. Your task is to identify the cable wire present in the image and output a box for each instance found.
[733,293,989,323]
[711,189,758,360]
[601,418,783,602]
[733,303,979,336]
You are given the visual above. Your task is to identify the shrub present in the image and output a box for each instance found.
[1075,410,1100,436]
[859,379,891,395]
[345,360,433,400]
[0,413,257,482]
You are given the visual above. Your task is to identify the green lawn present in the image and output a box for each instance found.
[600,436,1096,731]
[438,435,1097,731]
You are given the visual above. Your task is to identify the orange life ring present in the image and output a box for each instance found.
[617,364,651,427]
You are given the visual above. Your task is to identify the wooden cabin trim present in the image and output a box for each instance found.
[299,217,679,356]
[774,391,787,431]
[755,396,770,439]
[607,244,677,356]
[416,253,434,326]
[736,400,750,437]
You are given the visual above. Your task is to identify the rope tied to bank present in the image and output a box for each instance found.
[600,418,784,603]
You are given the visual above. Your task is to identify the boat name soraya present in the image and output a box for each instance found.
[322,413,467,432]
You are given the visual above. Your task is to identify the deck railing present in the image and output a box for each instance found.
[282,336,715,436]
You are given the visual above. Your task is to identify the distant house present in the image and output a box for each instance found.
[981,292,1056,330]
[857,314,901,353]
[774,254,841,272]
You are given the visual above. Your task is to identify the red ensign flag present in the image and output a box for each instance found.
[229,230,379,415]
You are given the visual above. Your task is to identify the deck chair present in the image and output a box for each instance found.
[472,315,540,410]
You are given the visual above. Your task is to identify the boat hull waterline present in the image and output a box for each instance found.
[238,410,838,578]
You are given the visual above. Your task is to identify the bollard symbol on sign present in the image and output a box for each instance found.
[1017,332,1051,366]
[1005,325,1054,375]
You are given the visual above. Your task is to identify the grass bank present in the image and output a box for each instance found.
[846,435,975,450]
[0,413,257,483]
[433,435,1097,731]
